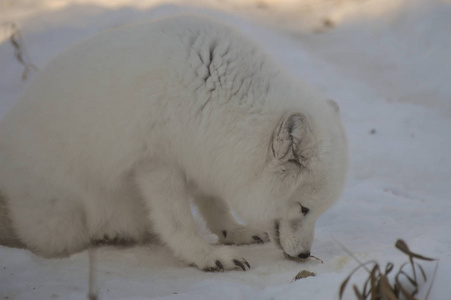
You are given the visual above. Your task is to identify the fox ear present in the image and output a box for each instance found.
[271,113,315,165]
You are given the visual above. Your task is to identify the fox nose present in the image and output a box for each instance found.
[283,251,311,260]
[297,251,311,259]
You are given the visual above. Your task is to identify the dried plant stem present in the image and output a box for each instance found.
[333,237,371,273]
[309,255,323,264]
[424,262,439,300]
[88,248,98,300]
[2,22,37,80]
[337,239,438,300]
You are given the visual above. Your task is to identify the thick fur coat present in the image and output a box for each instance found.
[0,15,348,271]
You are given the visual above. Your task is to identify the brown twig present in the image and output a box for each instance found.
[88,248,98,300]
[2,22,37,80]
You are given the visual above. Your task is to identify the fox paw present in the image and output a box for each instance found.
[217,226,269,245]
[195,246,250,272]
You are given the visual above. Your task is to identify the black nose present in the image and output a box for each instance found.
[298,251,311,259]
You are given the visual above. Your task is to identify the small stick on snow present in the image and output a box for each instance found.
[88,248,98,300]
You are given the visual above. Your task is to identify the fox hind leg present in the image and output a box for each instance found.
[9,195,90,257]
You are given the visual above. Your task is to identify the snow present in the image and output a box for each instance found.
[1,0,450,299]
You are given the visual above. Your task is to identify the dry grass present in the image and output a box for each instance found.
[2,22,37,80]
[339,239,438,300]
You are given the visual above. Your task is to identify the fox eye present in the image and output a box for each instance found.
[299,204,310,216]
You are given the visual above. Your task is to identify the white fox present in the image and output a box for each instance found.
[0,15,348,271]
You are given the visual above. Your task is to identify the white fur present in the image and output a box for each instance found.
[0,15,348,270]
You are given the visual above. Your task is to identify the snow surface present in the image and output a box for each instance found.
[1,0,450,299]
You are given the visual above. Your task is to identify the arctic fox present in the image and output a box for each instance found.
[0,15,348,271]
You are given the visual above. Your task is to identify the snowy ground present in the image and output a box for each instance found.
[1,0,450,299]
